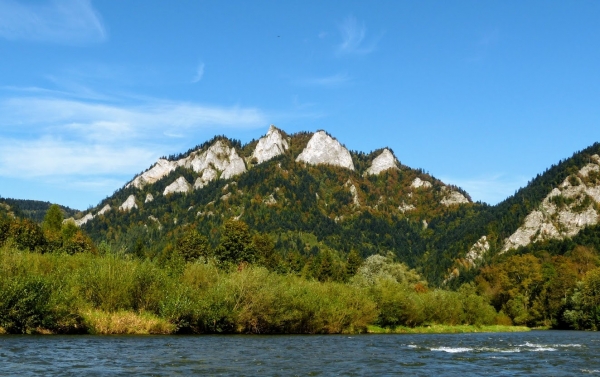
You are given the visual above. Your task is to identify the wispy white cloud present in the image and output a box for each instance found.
[440,173,529,205]
[191,62,205,83]
[0,0,106,44]
[294,72,351,87]
[1,97,266,133]
[0,93,268,180]
[336,15,379,55]
[0,137,155,178]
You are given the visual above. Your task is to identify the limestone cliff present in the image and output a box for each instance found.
[163,176,192,196]
[365,149,399,175]
[296,131,354,170]
[411,177,432,189]
[119,195,138,211]
[127,139,246,193]
[502,155,600,252]
[465,236,490,267]
[127,159,181,189]
[251,125,289,164]
[74,213,94,227]
[187,140,246,179]
[97,204,111,216]
[440,188,470,206]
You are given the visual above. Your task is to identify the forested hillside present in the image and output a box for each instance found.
[80,128,474,282]
[0,197,79,223]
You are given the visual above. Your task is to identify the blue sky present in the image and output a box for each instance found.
[1,0,599,210]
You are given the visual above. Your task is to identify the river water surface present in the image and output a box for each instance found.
[1,330,599,376]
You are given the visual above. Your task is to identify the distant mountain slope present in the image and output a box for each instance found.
[441,142,600,285]
[80,126,473,281]
[0,197,79,223]
[74,124,600,285]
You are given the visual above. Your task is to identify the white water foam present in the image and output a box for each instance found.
[518,342,557,352]
[430,347,473,353]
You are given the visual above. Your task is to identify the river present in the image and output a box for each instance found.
[1,331,598,376]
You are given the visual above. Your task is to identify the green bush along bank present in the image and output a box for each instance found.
[0,244,505,335]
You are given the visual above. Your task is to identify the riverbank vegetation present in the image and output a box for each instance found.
[2,205,600,334]
[367,324,530,334]
[0,241,509,335]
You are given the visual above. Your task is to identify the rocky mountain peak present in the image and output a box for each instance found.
[296,131,354,170]
[251,125,289,164]
[366,148,399,175]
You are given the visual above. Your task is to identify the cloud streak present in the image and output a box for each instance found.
[294,72,351,87]
[336,16,379,55]
[0,137,156,178]
[0,93,268,180]
[0,0,106,44]
[191,62,205,83]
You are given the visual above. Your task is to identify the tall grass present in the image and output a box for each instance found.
[0,244,502,334]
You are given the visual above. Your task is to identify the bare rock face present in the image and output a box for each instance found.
[465,236,490,267]
[221,148,247,179]
[194,167,218,189]
[441,189,469,206]
[97,204,111,216]
[127,159,181,189]
[251,125,289,164]
[344,179,361,207]
[411,177,432,189]
[263,194,277,205]
[502,159,600,252]
[398,202,415,213]
[74,213,94,226]
[366,149,398,175]
[127,140,246,193]
[163,176,192,196]
[187,140,246,180]
[145,193,154,203]
[296,131,354,170]
[119,195,138,211]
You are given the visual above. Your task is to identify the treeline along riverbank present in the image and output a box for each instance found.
[1,204,599,334]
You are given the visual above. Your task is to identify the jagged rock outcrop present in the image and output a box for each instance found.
[127,159,181,189]
[366,149,398,175]
[503,156,600,252]
[194,167,217,189]
[465,236,490,266]
[251,125,289,164]
[97,204,111,216]
[263,194,277,205]
[127,139,246,193]
[344,180,361,207]
[74,213,94,226]
[296,131,354,170]
[145,194,154,203]
[440,188,469,206]
[163,176,191,196]
[398,202,415,213]
[188,140,246,180]
[411,177,432,189]
[119,195,138,211]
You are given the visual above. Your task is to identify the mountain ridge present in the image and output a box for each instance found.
[7,125,600,286]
